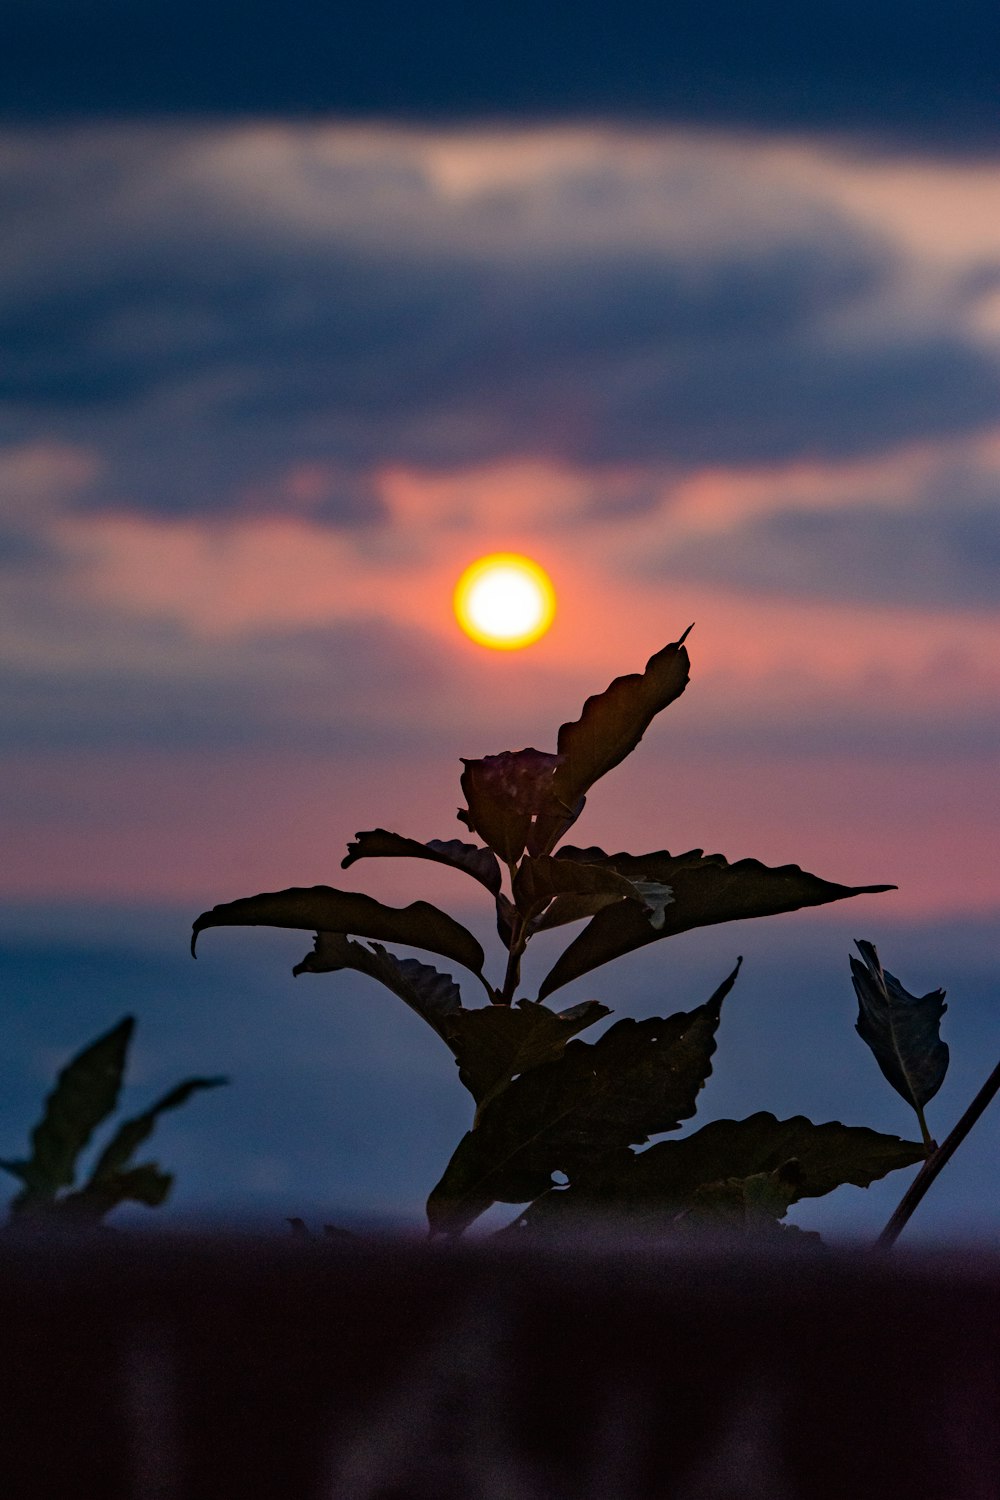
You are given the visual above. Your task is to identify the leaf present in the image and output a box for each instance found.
[538,846,894,999]
[524,796,587,860]
[427,960,740,1235]
[443,998,611,1108]
[495,892,518,950]
[529,630,692,854]
[851,939,949,1113]
[61,1163,173,1220]
[5,1017,134,1204]
[84,1076,228,1187]
[512,854,637,919]
[293,933,465,1039]
[681,1164,805,1233]
[459,749,567,866]
[529,892,627,933]
[623,1112,925,1203]
[342,829,502,898]
[627,881,676,930]
[192,886,486,984]
[516,856,675,935]
[511,1112,925,1232]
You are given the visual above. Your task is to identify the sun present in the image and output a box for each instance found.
[454,553,556,649]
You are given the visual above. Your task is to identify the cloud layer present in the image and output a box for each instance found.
[4,127,1000,505]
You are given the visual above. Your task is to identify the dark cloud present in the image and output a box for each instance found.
[0,526,50,565]
[0,616,454,752]
[590,338,1000,466]
[650,494,1000,611]
[4,177,998,514]
[3,0,1000,154]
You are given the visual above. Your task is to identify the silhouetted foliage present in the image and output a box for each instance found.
[2,1017,225,1226]
[193,631,947,1239]
[852,939,949,1149]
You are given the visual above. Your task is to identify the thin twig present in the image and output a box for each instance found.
[876,1055,1000,1249]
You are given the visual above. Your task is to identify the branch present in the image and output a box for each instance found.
[876,1054,1000,1249]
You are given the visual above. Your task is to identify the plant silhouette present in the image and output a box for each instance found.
[193,630,935,1238]
[2,1018,226,1226]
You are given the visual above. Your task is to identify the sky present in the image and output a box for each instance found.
[2,1,998,1239]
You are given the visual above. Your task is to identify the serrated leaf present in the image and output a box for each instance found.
[10,1017,134,1204]
[538,846,893,999]
[293,933,465,1039]
[517,857,674,936]
[85,1076,228,1187]
[342,829,502,898]
[442,998,611,1108]
[851,939,949,1113]
[503,1180,824,1241]
[512,1112,925,1232]
[459,749,567,866]
[192,886,486,983]
[529,631,691,855]
[513,854,637,919]
[427,960,740,1235]
[630,1112,926,1202]
[681,1165,805,1233]
[61,1162,173,1220]
[529,891,627,933]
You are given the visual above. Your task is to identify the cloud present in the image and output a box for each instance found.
[645,492,1000,611]
[0,612,455,753]
[3,0,1000,154]
[4,123,1000,526]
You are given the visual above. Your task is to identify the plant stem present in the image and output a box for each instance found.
[914,1101,934,1154]
[877,1054,1000,1249]
[499,934,522,1004]
[499,901,528,1005]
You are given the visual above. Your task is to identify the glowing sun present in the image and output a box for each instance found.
[453,553,556,649]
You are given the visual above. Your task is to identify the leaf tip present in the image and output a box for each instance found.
[340,831,367,869]
[190,916,209,957]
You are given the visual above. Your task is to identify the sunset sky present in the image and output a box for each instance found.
[2,1,998,1237]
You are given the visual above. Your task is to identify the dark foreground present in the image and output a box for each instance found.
[1,1232,997,1499]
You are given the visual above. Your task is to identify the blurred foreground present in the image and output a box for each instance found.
[1,1231,997,1499]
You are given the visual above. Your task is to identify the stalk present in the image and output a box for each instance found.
[497,864,529,1004]
[877,1055,1000,1249]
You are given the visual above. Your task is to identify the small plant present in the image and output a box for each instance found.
[193,630,963,1240]
[2,1017,225,1226]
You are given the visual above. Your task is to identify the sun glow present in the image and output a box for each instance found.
[453,553,556,649]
